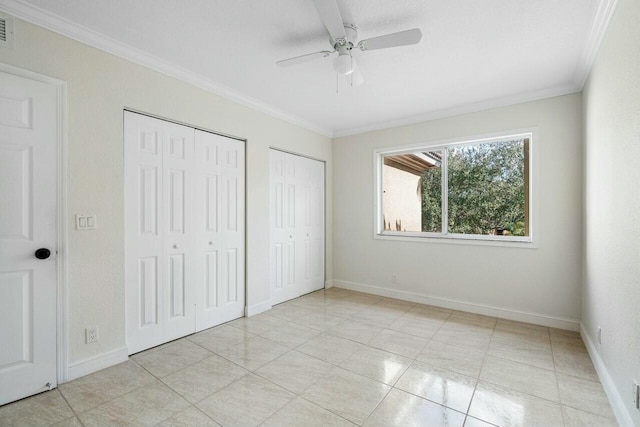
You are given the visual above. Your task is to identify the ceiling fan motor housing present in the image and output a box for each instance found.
[334,24,358,50]
[332,24,357,75]
[343,24,358,45]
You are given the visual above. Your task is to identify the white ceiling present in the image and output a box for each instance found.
[4,0,607,136]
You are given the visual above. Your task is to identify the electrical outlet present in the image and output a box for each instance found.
[85,326,98,344]
[391,274,398,284]
[597,326,602,344]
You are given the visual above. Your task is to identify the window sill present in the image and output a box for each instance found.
[375,232,537,249]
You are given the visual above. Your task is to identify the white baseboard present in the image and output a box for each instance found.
[333,280,580,331]
[246,300,272,317]
[324,280,335,288]
[66,346,129,382]
[581,324,635,427]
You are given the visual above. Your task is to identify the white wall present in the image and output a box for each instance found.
[582,0,640,424]
[333,94,583,327]
[0,19,332,367]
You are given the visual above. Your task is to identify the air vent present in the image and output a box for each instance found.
[0,12,15,49]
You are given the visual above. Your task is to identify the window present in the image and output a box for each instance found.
[376,133,532,243]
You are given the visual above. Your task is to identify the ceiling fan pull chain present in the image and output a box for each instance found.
[350,55,354,87]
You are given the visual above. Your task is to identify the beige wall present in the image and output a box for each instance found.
[382,165,421,232]
[0,19,332,366]
[582,0,640,424]
[333,94,583,324]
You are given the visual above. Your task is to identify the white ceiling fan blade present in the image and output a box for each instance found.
[311,0,347,41]
[358,28,422,51]
[276,50,334,67]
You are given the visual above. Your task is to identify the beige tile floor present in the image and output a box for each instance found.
[0,288,619,427]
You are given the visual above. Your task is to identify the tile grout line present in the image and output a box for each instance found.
[244,294,422,424]
[58,359,171,422]
[184,332,365,424]
[46,290,607,427]
[463,318,499,425]
[549,327,568,427]
[55,388,87,427]
[128,353,235,425]
[125,357,216,424]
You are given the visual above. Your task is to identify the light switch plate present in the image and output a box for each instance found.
[76,214,97,230]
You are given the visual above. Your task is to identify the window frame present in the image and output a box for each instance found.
[374,130,536,247]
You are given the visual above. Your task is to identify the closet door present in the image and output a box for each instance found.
[300,157,325,294]
[298,156,314,295]
[194,130,245,331]
[269,150,299,305]
[270,150,325,304]
[125,112,195,354]
[162,123,195,341]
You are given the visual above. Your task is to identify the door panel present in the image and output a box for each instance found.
[127,114,245,345]
[205,250,218,308]
[169,254,185,317]
[225,249,238,303]
[194,130,245,329]
[0,71,58,405]
[161,121,195,341]
[139,166,159,235]
[0,271,33,367]
[269,150,299,304]
[205,175,218,232]
[125,113,195,353]
[139,256,158,326]
[270,150,325,304]
[219,138,245,321]
[310,159,325,293]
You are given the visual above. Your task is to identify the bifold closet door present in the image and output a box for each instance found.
[300,157,325,295]
[269,150,299,304]
[270,150,325,305]
[194,130,245,331]
[125,112,196,354]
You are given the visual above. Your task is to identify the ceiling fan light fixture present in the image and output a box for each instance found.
[333,53,354,75]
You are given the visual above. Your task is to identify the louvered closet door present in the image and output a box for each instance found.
[125,112,195,354]
[195,130,245,330]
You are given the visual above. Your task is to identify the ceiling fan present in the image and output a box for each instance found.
[276,0,423,87]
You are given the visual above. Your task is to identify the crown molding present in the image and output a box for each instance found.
[573,0,619,89]
[0,0,334,138]
[333,84,581,138]
[0,0,617,140]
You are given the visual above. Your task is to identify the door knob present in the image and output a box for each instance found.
[289,235,292,238]
[208,241,213,245]
[173,244,179,249]
[35,248,51,260]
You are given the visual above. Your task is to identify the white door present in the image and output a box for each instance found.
[306,157,325,294]
[0,70,58,405]
[125,112,195,354]
[270,150,325,304]
[194,130,245,331]
[269,150,299,305]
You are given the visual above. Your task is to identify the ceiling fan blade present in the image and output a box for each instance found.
[276,50,334,67]
[358,28,422,51]
[311,0,347,40]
